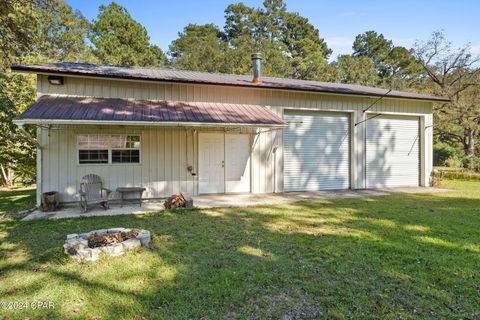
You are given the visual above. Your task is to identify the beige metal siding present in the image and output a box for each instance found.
[422,113,434,186]
[36,75,434,198]
[39,125,198,202]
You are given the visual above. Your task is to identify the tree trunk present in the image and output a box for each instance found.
[0,164,13,186]
[464,129,476,157]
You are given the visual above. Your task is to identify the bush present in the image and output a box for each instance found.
[445,155,463,168]
[433,142,459,166]
[434,169,480,182]
[433,166,480,183]
[462,156,480,173]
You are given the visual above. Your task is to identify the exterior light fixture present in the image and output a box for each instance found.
[48,75,64,85]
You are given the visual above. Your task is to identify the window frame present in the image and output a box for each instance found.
[77,134,141,165]
[111,135,141,164]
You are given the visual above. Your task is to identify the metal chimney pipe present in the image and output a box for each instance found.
[251,53,263,83]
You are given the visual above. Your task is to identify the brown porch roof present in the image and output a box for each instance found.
[17,95,287,127]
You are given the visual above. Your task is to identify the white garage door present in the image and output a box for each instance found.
[284,111,350,191]
[366,115,420,188]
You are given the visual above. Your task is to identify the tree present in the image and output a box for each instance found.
[0,0,40,69]
[334,55,379,86]
[0,73,36,185]
[1,0,96,186]
[224,3,255,40]
[170,0,332,80]
[228,0,332,79]
[412,31,480,156]
[0,1,40,185]
[353,31,421,88]
[90,2,166,67]
[381,46,422,89]
[223,1,291,77]
[283,12,334,80]
[169,24,227,73]
[353,31,392,70]
[34,0,96,63]
[1,0,97,67]
[289,37,338,81]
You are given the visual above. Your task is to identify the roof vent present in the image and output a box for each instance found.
[251,53,263,84]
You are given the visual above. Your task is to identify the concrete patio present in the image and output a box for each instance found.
[22,187,449,221]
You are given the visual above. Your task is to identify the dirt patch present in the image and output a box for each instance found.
[246,292,322,319]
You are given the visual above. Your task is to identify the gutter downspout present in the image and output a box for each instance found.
[15,121,42,207]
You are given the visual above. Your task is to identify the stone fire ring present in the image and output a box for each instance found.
[63,228,151,262]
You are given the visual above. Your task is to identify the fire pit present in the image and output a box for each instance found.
[64,228,151,262]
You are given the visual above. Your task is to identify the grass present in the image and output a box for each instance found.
[0,180,479,319]
[0,186,36,218]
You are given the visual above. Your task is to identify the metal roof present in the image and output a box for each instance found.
[11,62,450,102]
[17,95,287,127]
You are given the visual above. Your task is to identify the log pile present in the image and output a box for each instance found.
[164,193,193,209]
[87,229,139,248]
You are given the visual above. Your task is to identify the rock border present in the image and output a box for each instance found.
[64,228,151,262]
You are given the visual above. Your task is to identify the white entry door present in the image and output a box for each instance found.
[199,133,225,194]
[225,134,251,193]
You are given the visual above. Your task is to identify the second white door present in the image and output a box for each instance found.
[225,134,251,193]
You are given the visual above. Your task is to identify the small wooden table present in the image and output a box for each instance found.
[116,187,146,207]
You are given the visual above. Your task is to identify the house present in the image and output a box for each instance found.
[11,55,449,207]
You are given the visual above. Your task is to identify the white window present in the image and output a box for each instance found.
[78,135,109,164]
[111,135,140,163]
[77,135,140,164]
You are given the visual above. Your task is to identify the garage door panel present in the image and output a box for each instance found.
[366,115,420,188]
[366,150,419,158]
[284,111,350,191]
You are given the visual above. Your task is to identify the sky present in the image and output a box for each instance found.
[66,0,480,60]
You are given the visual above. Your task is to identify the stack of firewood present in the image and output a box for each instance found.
[164,193,192,209]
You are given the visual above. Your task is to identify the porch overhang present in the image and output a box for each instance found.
[15,95,287,128]
[13,118,285,128]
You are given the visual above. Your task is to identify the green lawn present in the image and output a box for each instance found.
[0,180,479,319]
[0,186,36,218]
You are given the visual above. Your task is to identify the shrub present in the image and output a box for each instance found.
[445,155,463,168]
[462,156,480,173]
[433,167,480,182]
[433,142,459,166]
